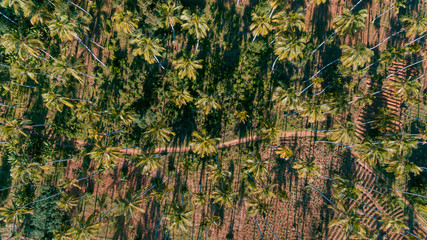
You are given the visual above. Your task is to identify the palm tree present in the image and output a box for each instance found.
[158,1,183,41]
[272,86,301,111]
[386,77,421,100]
[380,214,408,235]
[258,120,283,144]
[332,176,362,200]
[166,203,193,232]
[356,140,393,166]
[327,122,358,146]
[303,0,327,12]
[274,146,293,160]
[207,164,231,184]
[373,107,398,132]
[245,156,271,180]
[115,193,145,219]
[0,31,44,60]
[400,15,427,38]
[168,87,193,109]
[150,179,174,203]
[333,9,368,36]
[0,118,32,139]
[181,9,209,50]
[49,56,85,83]
[272,9,305,34]
[47,14,80,42]
[372,0,406,23]
[250,11,272,41]
[189,129,220,157]
[42,92,74,112]
[106,102,135,126]
[11,162,48,183]
[234,110,249,123]
[273,34,307,69]
[340,44,373,71]
[75,102,101,124]
[0,0,27,14]
[134,154,163,175]
[143,121,175,146]
[248,195,271,217]
[130,33,165,66]
[66,214,101,239]
[88,142,123,170]
[0,203,32,226]
[385,157,422,179]
[253,183,277,201]
[210,184,236,208]
[300,101,330,123]
[111,10,139,34]
[328,202,368,239]
[172,54,203,80]
[21,0,51,25]
[292,158,320,179]
[195,92,220,115]
[191,190,208,206]
[57,194,79,211]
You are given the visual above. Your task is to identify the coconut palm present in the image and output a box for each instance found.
[400,15,427,38]
[333,9,368,36]
[49,56,85,83]
[0,0,27,14]
[245,156,271,180]
[111,10,139,34]
[0,118,32,139]
[143,121,175,146]
[191,190,208,206]
[57,194,79,211]
[387,135,418,156]
[166,203,193,232]
[272,86,301,111]
[8,62,38,84]
[373,107,398,132]
[386,77,421,100]
[59,178,82,190]
[21,0,51,25]
[327,122,358,145]
[88,142,123,170]
[181,9,209,49]
[300,101,330,123]
[253,183,277,201]
[0,31,44,60]
[379,46,406,68]
[106,102,135,126]
[250,11,272,41]
[11,162,48,183]
[207,164,231,184]
[195,92,220,115]
[47,14,80,42]
[158,0,183,40]
[150,180,174,203]
[130,33,165,65]
[168,87,193,109]
[75,102,101,124]
[66,214,100,239]
[115,194,145,219]
[292,158,320,179]
[274,146,293,160]
[189,129,220,157]
[380,214,408,235]
[332,176,363,200]
[272,8,305,34]
[258,120,283,144]
[356,140,393,166]
[340,44,373,71]
[42,92,74,112]
[0,203,32,225]
[210,184,236,208]
[234,110,249,123]
[385,157,422,179]
[274,34,307,63]
[172,54,202,80]
[328,202,368,239]
[134,154,163,175]
[248,195,271,217]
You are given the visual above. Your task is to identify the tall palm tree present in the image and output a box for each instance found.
[333,9,368,36]
[143,121,175,146]
[272,86,301,111]
[56,194,79,211]
[292,158,320,179]
[332,176,363,200]
[168,87,193,109]
[258,120,283,144]
[158,0,183,41]
[181,9,209,50]
[210,184,236,208]
[111,10,139,34]
[386,77,421,100]
[11,162,48,183]
[340,44,373,71]
[49,56,85,83]
[300,101,330,123]
[88,142,123,170]
[0,202,32,226]
[273,34,307,68]
[207,164,231,184]
[134,154,163,175]
[172,54,203,80]
[272,9,305,34]
[248,195,271,217]
[400,15,427,38]
[115,193,145,219]
[189,129,220,157]
[274,146,293,160]
[385,157,422,179]
[327,122,358,146]
[47,14,80,42]
[0,31,44,60]
[250,11,272,41]
[380,214,408,235]
[106,102,135,126]
[66,214,101,239]
[75,102,101,124]
[166,203,193,232]
[130,33,165,65]
[0,118,32,139]
[42,92,74,112]
[328,202,368,239]
[245,156,271,180]
[195,92,220,115]
[356,140,393,166]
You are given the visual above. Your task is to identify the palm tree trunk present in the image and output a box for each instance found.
[303,0,313,13]
[403,33,426,47]
[67,0,91,16]
[0,182,31,192]
[403,112,427,121]
[389,187,427,199]
[22,191,64,207]
[262,216,280,240]
[298,82,315,96]
[196,39,200,50]
[311,32,335,55]
[252,33,258,42]
[153,55,165,69]
[293,226,303,240]
[253,216,264,239]
[271,55,280,72]
[268,8,275,18]
[305,185,338,209]
[0,11,17,24]
[237,0,240,5]
[370,30,404,50]
[30,123,54,127]
[0,103,28,109]
[42,158,73,164]
[154,215,163,240]
[83,33,104,49]
[11,83,36,88]
[362,59,380,71]
[306,59,340,82]
[350,0,364,11]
